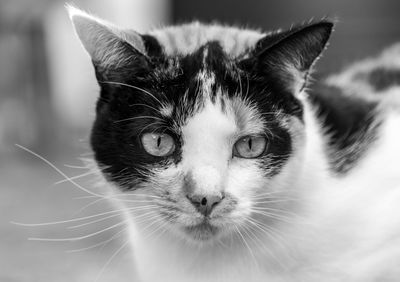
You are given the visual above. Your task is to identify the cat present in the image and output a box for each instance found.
[68,5,400,282]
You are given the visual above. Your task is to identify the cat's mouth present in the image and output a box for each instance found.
[183,220,220,241]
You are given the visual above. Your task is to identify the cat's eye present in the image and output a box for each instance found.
[233,136,267,159]
[141,133,175,157]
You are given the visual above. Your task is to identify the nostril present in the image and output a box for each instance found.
[211,200,219,208]
[208,195,222,208]
[186,195,200,207]
[187,193,224,216]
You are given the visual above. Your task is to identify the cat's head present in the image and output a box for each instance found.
[69,6,332,244]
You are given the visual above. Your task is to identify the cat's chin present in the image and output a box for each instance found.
[181,220,222,243]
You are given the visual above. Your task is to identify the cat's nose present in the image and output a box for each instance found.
[187,193,224,217]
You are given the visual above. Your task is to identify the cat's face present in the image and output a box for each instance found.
[69,7,332,244]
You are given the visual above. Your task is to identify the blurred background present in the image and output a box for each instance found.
[1,0,400,281]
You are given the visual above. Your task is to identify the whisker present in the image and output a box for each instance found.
[116,199,159,204]
[251,206,302,219]
[141,217,165,239]
[150,220,170,241]
[133,213,163,227]
[251,205,297,214]
[28,220,128,242]
[237,67,243,96]
[73,195,158,215]
[75,194,159,213]
[117,193,161,199]
[15,144,106,198]
[216,236,230,250]
[66,227,127,253]
[73,195,99,200]
[74,197,108,215]
[11,206,156,227]
[246,217,296,266]
[245,73,250,100]
[247,217,287,241]
[250,194,294,200]
[252,199,296,205]
[55,170,96,185]
[234,225,257,265]
[130,209,158,219]
[70,206,157,229]
[93,240,129,282]
[242,221,270,252]
[99,81,163,106]
[240,222,285,270]
[64,164,90,169]
[129,103,161,113]
[249,191,289,198]
[250,209,294,224]
[137,122,169,137]
[143,218,169,240]
[251,197,299,203]
[243,220,288,271]
[66,214,124,231]
[80,152,94,157]
[239,224,261,253]
[114,115,165,124]
[245,217,287,251]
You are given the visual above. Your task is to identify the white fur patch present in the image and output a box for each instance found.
[376,86,400,110]
[181,99,236,181]
[196,70,216,100]
[326,43,400,102]
[149,22,265,58]
[159,103,174,117]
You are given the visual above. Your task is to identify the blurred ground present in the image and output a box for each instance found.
[0,1,166,279]
[0,146,135,282]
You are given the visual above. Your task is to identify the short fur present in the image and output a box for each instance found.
[68,5,400,282]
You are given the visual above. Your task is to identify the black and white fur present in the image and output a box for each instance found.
[68,6,400,282]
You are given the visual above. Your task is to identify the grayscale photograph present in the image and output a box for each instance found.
[1,0,400,281]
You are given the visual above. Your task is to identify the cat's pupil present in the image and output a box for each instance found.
[248,138,253,151]
[157,136,161,148]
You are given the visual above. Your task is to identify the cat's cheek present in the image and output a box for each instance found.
[225,160,269,214]
[144,166,197,212]
[226,159,268,193]
[147,165,183,192]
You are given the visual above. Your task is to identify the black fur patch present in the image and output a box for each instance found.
[183,41,296,175]
[259,123,292,177]
[89,22,333,189]
[141,34,163,57]
[308,83,380,173]
[367,67,400,91]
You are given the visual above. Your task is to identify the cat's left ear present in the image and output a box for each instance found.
[245,21,333,95]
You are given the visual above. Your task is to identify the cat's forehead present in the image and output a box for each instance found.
[157,42,265,134]
[149,22,265,57]
[180,73,265,137]
[149,40,281,136]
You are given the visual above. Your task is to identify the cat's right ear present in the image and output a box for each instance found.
[67,5,149,75]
